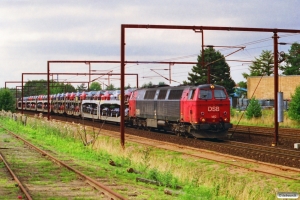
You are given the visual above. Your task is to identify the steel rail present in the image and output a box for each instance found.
[68,122,300,181]
[230,125,300,139]
[229,141,300,156]
[1,126,126,200]
[0,152,33,200]
[15,111,300,180]
[119,133,300,181]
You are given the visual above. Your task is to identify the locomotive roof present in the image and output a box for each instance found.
[198,84,225,89]
[137,84,225,91]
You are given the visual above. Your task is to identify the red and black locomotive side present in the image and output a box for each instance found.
[128,84,232,138]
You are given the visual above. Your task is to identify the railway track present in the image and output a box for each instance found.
[200,140,300,168]
[229,125,300,140]
[30,113,300,180]
[97,128,300,181]
[16,111,300,168]
[0,126,126,199]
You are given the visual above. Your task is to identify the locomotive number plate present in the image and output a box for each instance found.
[208,106,219,112]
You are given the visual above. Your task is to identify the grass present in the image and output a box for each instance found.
[231,108,300,128]
[0,111,299,199]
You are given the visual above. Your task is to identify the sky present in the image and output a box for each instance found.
[1,0,300,89]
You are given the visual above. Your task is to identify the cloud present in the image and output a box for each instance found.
[1,0,300,88]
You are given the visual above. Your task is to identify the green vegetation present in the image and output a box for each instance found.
[240,43,298,88]
[89,81,102,91]
[76,83,88,92]
[288,86,300,121]
[231,85,300,127]
[242,50,274,79]
[106,83,116,90]
[184,46,236,94]
[0,111,299,199]
[245,97,262,119]
[280,42,300,75]
[231,108,300,128]
[23,80,76,96]
[0,88,15,112]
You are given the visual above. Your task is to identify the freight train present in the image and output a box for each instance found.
[17,84,232,138]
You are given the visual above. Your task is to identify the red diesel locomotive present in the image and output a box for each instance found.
[17,84,232,139]
[128,84,232,138]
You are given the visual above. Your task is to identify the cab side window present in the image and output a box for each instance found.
[188,89,195,100]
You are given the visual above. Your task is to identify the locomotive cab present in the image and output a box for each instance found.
[181,84,232,138]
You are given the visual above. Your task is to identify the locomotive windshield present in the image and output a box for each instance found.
[199,89,227,99]
[214,89,227,99]
[199,90,212,99]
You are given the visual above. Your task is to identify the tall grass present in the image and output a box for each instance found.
[231,109,300,128]
[0,111,299,199]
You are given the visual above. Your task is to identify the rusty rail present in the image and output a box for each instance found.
[1,126,126,200]
[0,152,33,200]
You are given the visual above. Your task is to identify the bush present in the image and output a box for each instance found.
[230,107,235,117]
[0,88,15,112]
[288,86,300,121]
[245,97,262,119]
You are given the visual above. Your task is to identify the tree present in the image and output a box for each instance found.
[50,82,76,94]
[90,82,102,91]
[280,42,300,75]
[141,81,153,88]
[23,80,76,96]
[0,88,15,112]
[76,83,87,92]
[64,84,76,93]
[158,81,168,86]
[185,47,235,94]
[245,97,262,119]
[243,50,274,77]
[237,81,247,89]
[288,86,300,121]
[23,80,47,96]
[106,84,115,90]
[125,84,132,89]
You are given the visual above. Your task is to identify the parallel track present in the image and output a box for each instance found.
[0,125,126,200]
[77,124,300,181]
[18,111,300,168]
[230,125,300,140]
[27,112,300,180]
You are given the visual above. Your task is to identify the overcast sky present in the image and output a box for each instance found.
[1,0,300,89]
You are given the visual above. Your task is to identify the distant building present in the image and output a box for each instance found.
[247,75,300,100]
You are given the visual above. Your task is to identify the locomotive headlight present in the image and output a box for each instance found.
[210,85,215,89]
[200,118,206,122]
[223,118,228,122]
